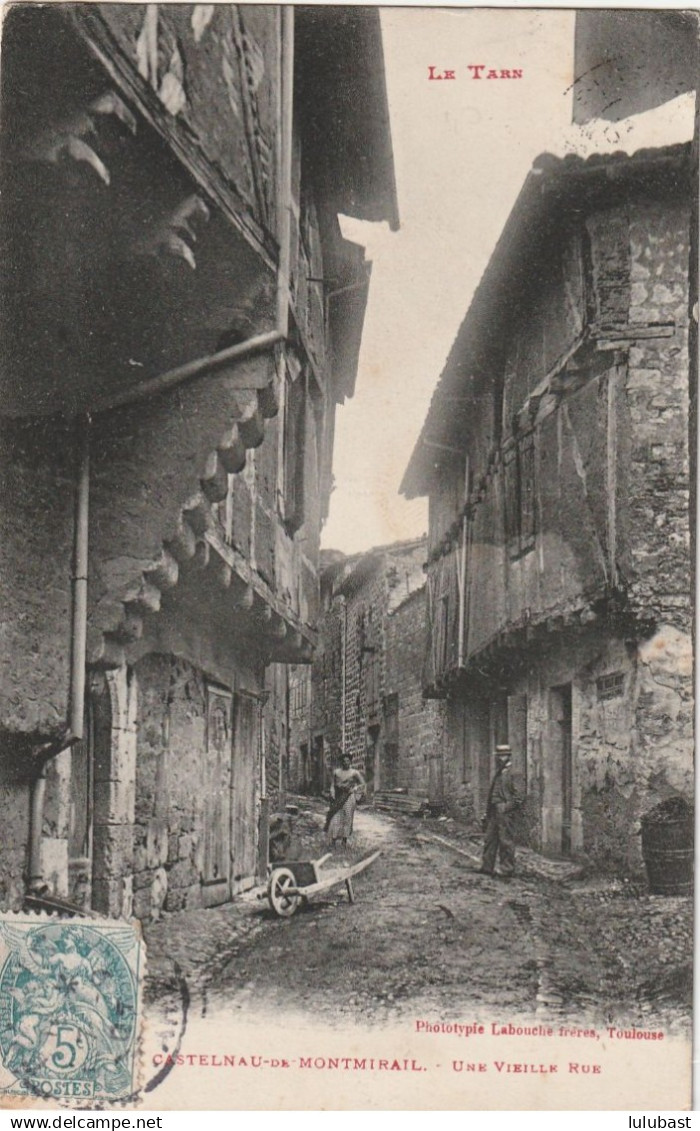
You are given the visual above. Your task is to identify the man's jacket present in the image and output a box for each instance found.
[486,764,523,816]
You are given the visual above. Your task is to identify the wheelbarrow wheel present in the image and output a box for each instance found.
[268,867,301,918]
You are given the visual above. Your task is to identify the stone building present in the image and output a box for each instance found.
[0,5,397,918]
[401,144,694,873]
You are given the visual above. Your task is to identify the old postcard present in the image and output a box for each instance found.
[0,3,695,1111]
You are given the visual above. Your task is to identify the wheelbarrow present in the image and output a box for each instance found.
[266,850,381,918]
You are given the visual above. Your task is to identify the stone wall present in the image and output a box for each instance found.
[624,200,691,631]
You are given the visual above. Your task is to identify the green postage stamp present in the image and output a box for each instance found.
[0,915,144,1102]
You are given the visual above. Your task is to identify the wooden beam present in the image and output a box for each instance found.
[591,320,675,341]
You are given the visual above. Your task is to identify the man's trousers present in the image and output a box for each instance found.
[481,810,516,875]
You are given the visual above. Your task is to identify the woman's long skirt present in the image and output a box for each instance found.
[327,793,357,842]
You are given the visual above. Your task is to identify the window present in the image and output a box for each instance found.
[504,431,537,558]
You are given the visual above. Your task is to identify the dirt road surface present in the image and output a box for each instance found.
[146,802,690,1034]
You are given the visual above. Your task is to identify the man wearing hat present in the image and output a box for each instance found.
[479,744,523,878]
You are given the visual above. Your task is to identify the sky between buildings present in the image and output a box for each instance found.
[321,8,695,555]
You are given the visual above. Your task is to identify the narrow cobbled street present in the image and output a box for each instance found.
[145,802,691,1037]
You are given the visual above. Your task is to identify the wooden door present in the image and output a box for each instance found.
[231,691,260,894]
[545,684,573,857]
[202,686,232,907]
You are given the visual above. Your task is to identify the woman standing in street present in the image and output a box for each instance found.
[325,753,366,849]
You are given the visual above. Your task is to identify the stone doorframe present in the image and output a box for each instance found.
[90,666,138,917]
